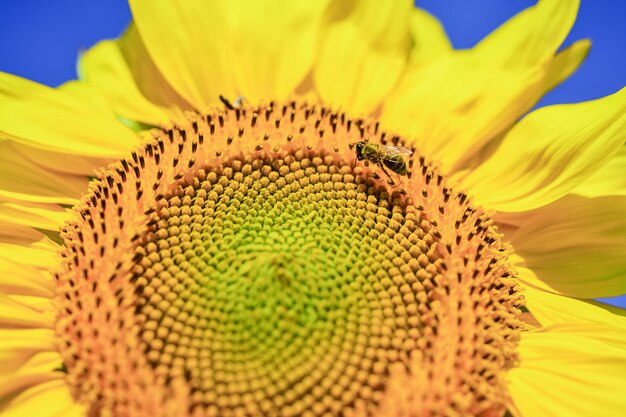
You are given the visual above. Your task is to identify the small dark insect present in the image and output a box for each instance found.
[219,95,246,110]
[354,140,412,179]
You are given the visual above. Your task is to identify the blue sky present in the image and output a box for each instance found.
[0,1,624,307]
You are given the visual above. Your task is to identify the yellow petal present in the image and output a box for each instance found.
[7,141,109,177]
[0,375,87,417]
[508,323,626,417]
[0,73,139,158]
[130,0,330,108]
[0,293,54,329]
[0,258,55,298]
[408,8,452,66]
[384,39,592,174]
[313,0,412,115]
[128,0,233,108]
[382,56,544,170]
[522,286,626,329]
[575,144,626,197]
[0,351,63,400]
[510,195,626,298]
[0,231,59,271]
[541,38,591,91]
[118,24,193,114]
[3,381,83,417]
[79,39,178,126]
[0,222,47,246]
[0,141,87,205]
[475,0,579,68]
[461,87,626,212]
[0,200,69,231]
[0,329,58,375]
[0,379,84,417]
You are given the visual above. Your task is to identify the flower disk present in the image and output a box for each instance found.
[55,101,523,417]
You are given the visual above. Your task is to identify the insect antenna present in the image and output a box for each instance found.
[219,95,235,110]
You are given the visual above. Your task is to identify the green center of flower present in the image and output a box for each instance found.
[55,100,523,417]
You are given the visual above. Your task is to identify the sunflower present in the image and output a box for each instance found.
[1,0,625,416]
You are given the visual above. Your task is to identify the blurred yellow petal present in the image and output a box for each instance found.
[408,8,452,66]
[575,144,626,197]
[0,201,68,231]
[523,286,626,329]
[0,141,87,205]
[0,232,59,272]
[0,329,58,374]
[475,0,579,68]
[79,39,177,126]
[0,247,58,277]
[0,352,63,399]
[462,88,626,212]
[130,0,329,108]
[510,195,626,298]
[313,0,412,115]
[0,293,54,329]
[0,258,55,298]
[0,222,47,246]
[0,73,139,158]
[542,38,591,91]
[508,324,626,417]
[0,379,83,417]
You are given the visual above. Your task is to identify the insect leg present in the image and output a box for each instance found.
[377,163,396,186]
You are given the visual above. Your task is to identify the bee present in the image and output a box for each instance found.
[354,140,413,178]
[219,95,246,110]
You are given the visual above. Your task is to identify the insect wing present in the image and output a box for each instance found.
[382,145,413,156]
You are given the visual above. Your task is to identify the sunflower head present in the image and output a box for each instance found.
[1,1,625,417]
[51,101,523,416]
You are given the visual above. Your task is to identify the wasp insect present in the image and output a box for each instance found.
[354,140,413,179]
[219,95,246,110]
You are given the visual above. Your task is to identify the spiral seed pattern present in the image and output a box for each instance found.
[56,101,523,417]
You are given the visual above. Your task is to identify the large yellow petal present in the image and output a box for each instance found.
[522,286,626,329]
[509,195,626,298]
[0,329,58,375]
[0,258,55,298]
[0,200,68,231]
[461,88,626,212]
[79,38,177,126]
[7,141,109,177]
[383,38,591,173]
[0,352,63,400]
[0,379,84,417]
[0,141,87,205]
[0,222,48,246]
[408,8,452,66]
[0,73,139,158]
[0,221,56,302]
[382,56,543,167]
[474,0,579,68]
[118,24,193,113]
[540,38,591,91]
[508,323,626,417]
[0,293,54,329]
[0,233,59,272]
[574,144,626,197]
[313,0,412,115]
[130,0,330,108]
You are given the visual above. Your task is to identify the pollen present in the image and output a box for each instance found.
[55,100,523,417]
